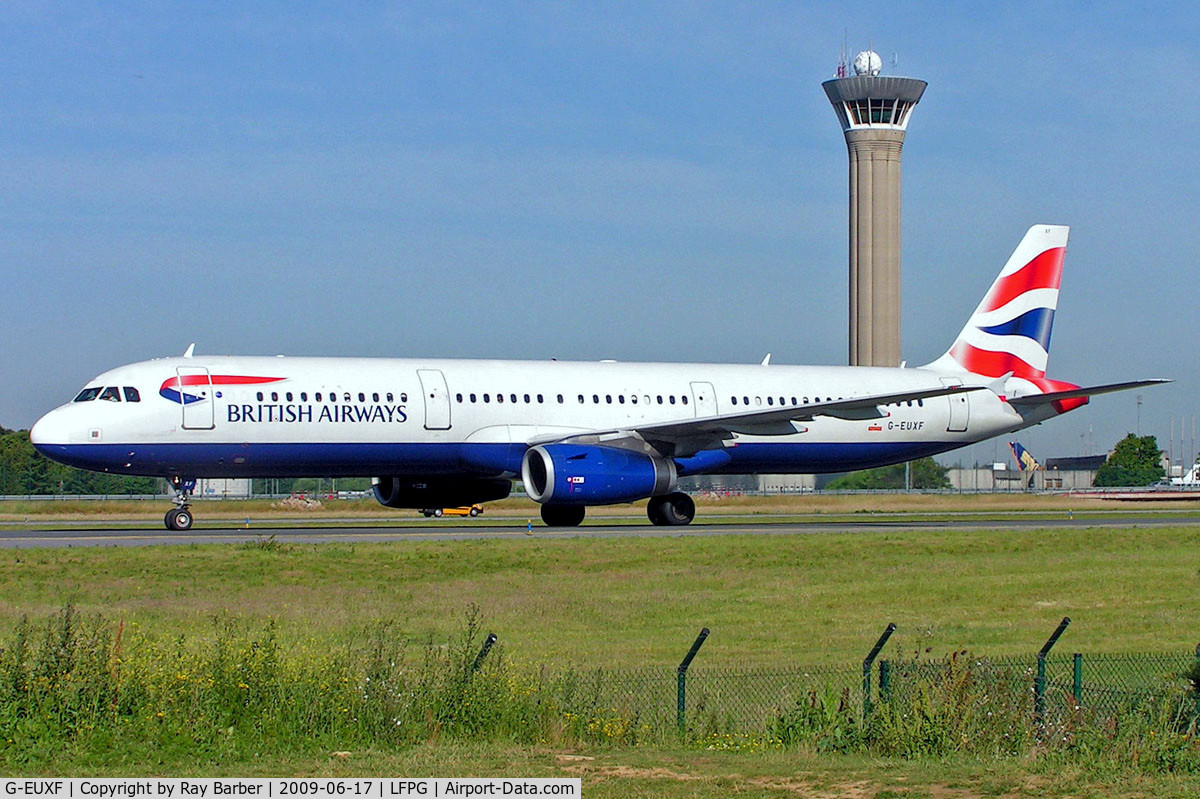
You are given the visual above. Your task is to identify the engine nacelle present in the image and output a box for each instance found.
[520,444,677,505]
[371,476,511,509]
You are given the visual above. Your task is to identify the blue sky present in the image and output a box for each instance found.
[2,2,1197,467]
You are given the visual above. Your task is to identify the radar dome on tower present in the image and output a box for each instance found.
[852,50,882,76]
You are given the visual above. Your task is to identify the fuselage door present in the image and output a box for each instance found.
[690,381,718,418]
[417,369,452,430]
[177,367,215,430]
[941,377,969,433]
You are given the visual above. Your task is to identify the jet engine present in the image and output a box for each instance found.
[371,476,511,509]
[520,444,676,505]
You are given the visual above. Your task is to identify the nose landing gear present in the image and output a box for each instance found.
[165,476,196,531]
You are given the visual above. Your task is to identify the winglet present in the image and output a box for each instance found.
[761,353,771,366]
[183,343,195,359]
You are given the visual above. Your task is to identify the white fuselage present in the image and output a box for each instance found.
[31,355,1048,481]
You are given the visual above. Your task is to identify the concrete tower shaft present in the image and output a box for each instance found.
[823,72,926,367]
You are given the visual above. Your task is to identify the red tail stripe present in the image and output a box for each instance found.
[950,341,1043,379]
[980,247,1065,312]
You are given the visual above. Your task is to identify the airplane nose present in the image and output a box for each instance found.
[30,410,66,451]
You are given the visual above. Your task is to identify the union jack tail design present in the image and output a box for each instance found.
[925,225,1075,399]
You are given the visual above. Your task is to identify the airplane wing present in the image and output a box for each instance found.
[539,383,979,456]
[1007,379,1171,410]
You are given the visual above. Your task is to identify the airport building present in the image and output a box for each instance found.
[823,50,925,367]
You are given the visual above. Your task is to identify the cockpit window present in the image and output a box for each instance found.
[99,387,121,402]
[73,387,102,402]
[123,387,141,403]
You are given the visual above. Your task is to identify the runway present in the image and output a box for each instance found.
[2,514,1198,548]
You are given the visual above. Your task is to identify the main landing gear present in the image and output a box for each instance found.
[538,492,697,528]
[165,476,196,532]
[646,492,695,526]
[540,504,586,527]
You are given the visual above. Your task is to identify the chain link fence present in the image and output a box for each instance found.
[541,628,1200,744]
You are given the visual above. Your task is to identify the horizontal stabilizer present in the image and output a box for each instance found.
[1008,378,1171,409]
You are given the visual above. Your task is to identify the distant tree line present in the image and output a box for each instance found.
[1093,434,1164,487]
[825,457,951,490]
[0,425,161,495]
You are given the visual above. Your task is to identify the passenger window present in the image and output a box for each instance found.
[605,394,612,404]
[593,394,600,404]
[300,392,307,402]
[316,392,323,402]
[755,397,762,406]
[731,397,738,405]
[470,393,477,403]
[556,394,563,403]
[456,393,463,403]
[669,395,676,405]
[483,394,490,403]
[358,393,365,402]
[537,394,544,404]
[682,396,688,405]
[631,395,638,404]
[657,396,663,404]
[271,392,279,402]
[286,392,293,402]
[791,397,797,405]
[373,393,380,402]
[524,394,531,403]
[497,393,504,404]
[99,387,121,402]
[510,394,517,403]
[123,387,141,403]
[73,387,102,402]
[400,393,407,403]
[743,396,750,405]
[767,396,774,405]
[343,393,351,402]
[618,395,625,404]
[257,392,264,401]
[386,393,394,403]
[578,394,584,404]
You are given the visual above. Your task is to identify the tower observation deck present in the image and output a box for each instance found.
[823,51,926,367]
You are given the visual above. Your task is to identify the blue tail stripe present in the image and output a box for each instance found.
[977,307,1055,350]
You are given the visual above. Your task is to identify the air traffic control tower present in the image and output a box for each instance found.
[823,50,926,367]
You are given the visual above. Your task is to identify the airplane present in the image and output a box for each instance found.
[30,225,1166,531]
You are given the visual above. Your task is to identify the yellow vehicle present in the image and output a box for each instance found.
[421,504,484,518]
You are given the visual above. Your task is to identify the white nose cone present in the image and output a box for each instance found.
[853,50,882,77]
[30,411,64,448]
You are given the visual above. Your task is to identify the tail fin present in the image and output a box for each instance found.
[924,225,1069,380]
[1008,441,1041,471]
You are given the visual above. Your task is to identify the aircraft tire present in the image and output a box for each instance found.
[469,507,480,517]
[540,504,585,527]
[434,509,443,517]
[649,493,694,526]
[165,508,193,532]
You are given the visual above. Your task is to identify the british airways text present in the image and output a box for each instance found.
[226,403,408,424]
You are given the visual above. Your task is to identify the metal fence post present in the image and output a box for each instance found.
[1072,653,1082,706]
[677,628,710,735]
[1035,617,1071,725]
[863,623,896,721]
[879,659,891,705]
[1194,642,1200,727]
[471,633,497,672]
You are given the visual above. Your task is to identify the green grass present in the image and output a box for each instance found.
[2,525,1197,665]
[3,523,1200,793]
